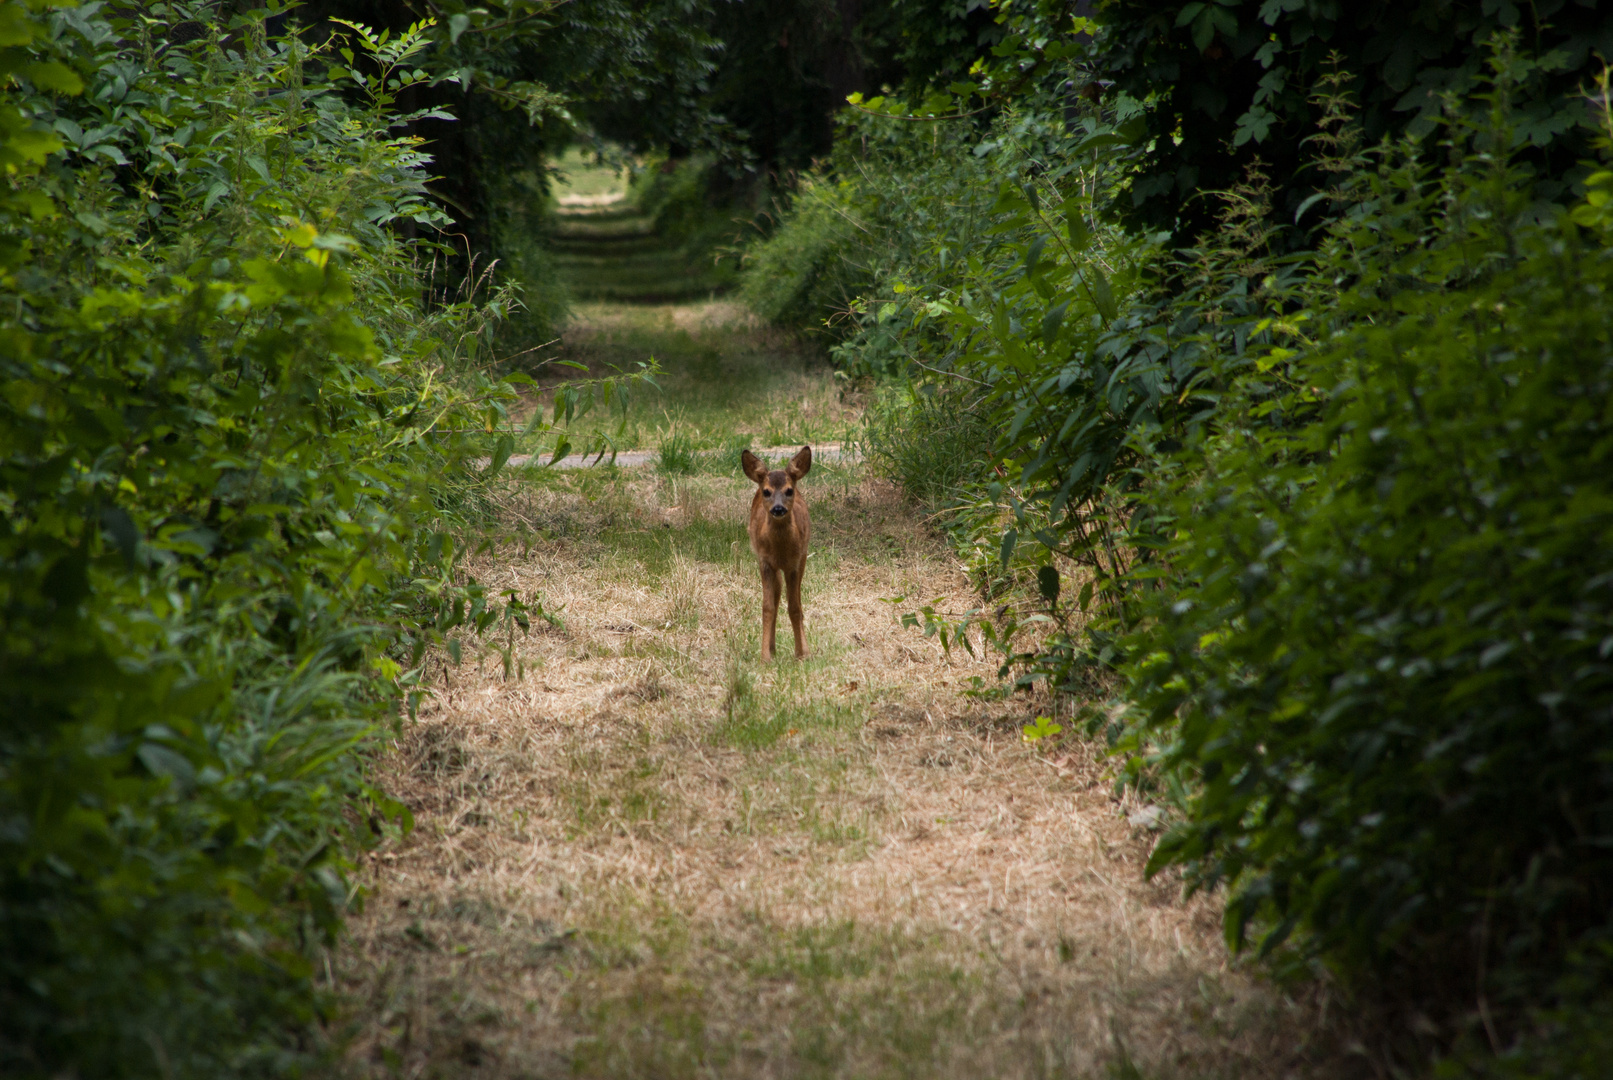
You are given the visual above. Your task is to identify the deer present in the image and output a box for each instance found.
[741,445,812,659]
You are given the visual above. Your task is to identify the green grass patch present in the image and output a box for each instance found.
[520,302,854,457]
[550,145,632,201]
[730,745,876,851]
[861,383,993,515]
[605,519,746,575]
[562,747,672,836]
[566,915,996,1080]
[655,429,700,474]
[716,659,859,750]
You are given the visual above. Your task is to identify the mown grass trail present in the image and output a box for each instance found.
[332,162,1337,1080]
[544,147,735,305]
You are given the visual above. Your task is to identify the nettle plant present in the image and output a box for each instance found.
[1116,49,1613,1016]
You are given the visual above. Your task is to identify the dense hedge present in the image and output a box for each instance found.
[0,5,545,1075]
[1130,166,1613,980]
[738,173,870,336]
[747,4,1613,1065]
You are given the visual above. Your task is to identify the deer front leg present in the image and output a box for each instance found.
[784,567,806,659]
[760,565,781,659]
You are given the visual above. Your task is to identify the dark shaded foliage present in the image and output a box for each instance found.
[1093,0,1613,240]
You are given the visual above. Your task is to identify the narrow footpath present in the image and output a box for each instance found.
[332,158,1335,1080]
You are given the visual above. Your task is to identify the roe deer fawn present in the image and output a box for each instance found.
[741,445,812,659]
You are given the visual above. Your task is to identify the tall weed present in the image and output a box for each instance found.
[1115,49,1613,1042]
[860,383,992,515]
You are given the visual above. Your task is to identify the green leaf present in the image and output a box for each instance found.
[1041,300,1069,343]
[1232,105,1275,146]
[0,5,39,48]
[1023,235,1046,279]
[137,743,197,791]
[992,300,1010,343]
[2,127,62,167]
[1293,191,1328,223]
[1063,198,1090,254]
[1087,268,1118,322]
[485,434,515,477]
[23,61,84,95]
[1021,715,1063,743]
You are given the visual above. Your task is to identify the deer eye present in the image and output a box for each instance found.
[785,488,793,496]
[762,489,771,496]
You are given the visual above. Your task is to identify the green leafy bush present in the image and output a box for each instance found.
[739,174,869,334]
[1128,217,1613,971]
[0,6,626,1075]
[738,104,1052,364]
[1109,92,1613,1040]
[632,152,717,239]
[829,6,1613,1059]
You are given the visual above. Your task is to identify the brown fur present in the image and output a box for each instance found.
[741,446,812,659]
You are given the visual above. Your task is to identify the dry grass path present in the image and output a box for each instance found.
[330,170,1338,1080]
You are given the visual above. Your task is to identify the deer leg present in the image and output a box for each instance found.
[760,566,781,659]
[785,567,806,659]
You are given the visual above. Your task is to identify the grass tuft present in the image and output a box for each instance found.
[861,383,993,514]
[655,429,700,474]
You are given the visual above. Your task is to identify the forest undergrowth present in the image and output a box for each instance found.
[744,10,1613,1075]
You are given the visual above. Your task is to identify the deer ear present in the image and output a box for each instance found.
[741,449,767,484]
[787,445,812,480]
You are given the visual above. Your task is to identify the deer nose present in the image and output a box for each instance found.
[770,505,788,517]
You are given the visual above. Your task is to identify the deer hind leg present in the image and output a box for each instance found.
[784,566,806,659]
[760,565,781,659]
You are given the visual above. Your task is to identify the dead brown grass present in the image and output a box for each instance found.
[330,461,1355,1080]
